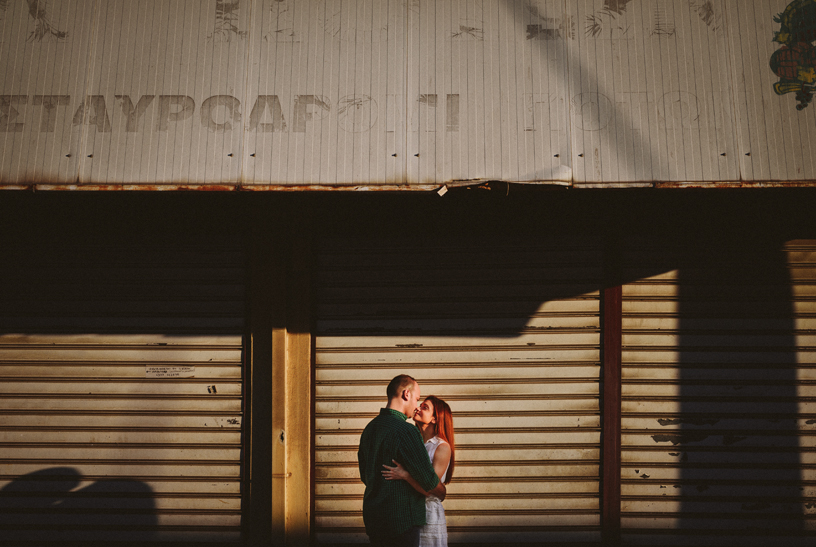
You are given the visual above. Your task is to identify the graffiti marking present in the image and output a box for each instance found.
[26,0,67,41]
[585,0,634,39]
[208,0,246,43]
[651,3,676,36]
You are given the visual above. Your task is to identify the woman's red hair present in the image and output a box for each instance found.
[425,395,455,484]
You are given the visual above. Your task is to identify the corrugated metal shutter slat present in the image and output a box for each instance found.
[620,239,816,545]
[315,238,602,544]
[0,241,245,545]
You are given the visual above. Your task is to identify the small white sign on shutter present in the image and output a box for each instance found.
[145,365,196,378]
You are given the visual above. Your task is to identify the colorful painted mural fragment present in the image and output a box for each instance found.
[771,0,816,109]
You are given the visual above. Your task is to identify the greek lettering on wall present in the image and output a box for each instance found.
[0,92,702,134]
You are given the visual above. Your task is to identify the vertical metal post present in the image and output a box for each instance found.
[248,198,276,546]
[285,198,313,547]
[270,205,289,546]
[602,285,622,545]
[602,231,623,546]
[248,196,313,547]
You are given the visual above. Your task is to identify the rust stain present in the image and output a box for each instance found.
[0,182,504,192]
[655,180,816,188]
[3,179,816,191]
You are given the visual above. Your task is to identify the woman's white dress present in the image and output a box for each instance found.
[420,436,449,547]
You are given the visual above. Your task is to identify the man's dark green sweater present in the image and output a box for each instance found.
[358,408,440,540]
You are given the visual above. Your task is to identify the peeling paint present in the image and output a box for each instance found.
[741,502,772,511]
[651,432,710,445]
[657,417,720,427]
[722,434,747,445]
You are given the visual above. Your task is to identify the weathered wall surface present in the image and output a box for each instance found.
[0,0,814,188]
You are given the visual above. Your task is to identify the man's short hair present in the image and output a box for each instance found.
[386,374,416,399]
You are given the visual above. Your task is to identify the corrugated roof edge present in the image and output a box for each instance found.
[2,180,816,191]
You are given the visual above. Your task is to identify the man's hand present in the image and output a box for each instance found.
[428,480,446,501]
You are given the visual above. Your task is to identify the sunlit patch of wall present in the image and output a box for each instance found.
[786,240,816,533]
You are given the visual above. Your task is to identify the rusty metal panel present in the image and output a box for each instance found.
[0,241,246,544]
[2,0,816,188]
[313,237,602,544]
[619,239,816,545]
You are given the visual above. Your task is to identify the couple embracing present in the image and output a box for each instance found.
[358,374,456,547]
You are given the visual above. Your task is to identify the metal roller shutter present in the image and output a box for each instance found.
[314,236,602,545]
[620,238,816,546]
[0,236,246,544]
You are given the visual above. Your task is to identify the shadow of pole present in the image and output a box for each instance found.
[499,0,665,186]
[615,193,809,544]
[673,212,804,544]
[492,2,809,543]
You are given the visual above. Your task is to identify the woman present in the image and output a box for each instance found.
[382,395,455,547]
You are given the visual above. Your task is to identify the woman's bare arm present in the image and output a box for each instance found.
[431,443,451,482]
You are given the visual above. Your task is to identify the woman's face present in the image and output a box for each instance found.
[413,398,436,426]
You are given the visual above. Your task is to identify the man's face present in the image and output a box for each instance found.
[406,382,421,416]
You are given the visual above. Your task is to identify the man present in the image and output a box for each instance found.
[358,374,446,547]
